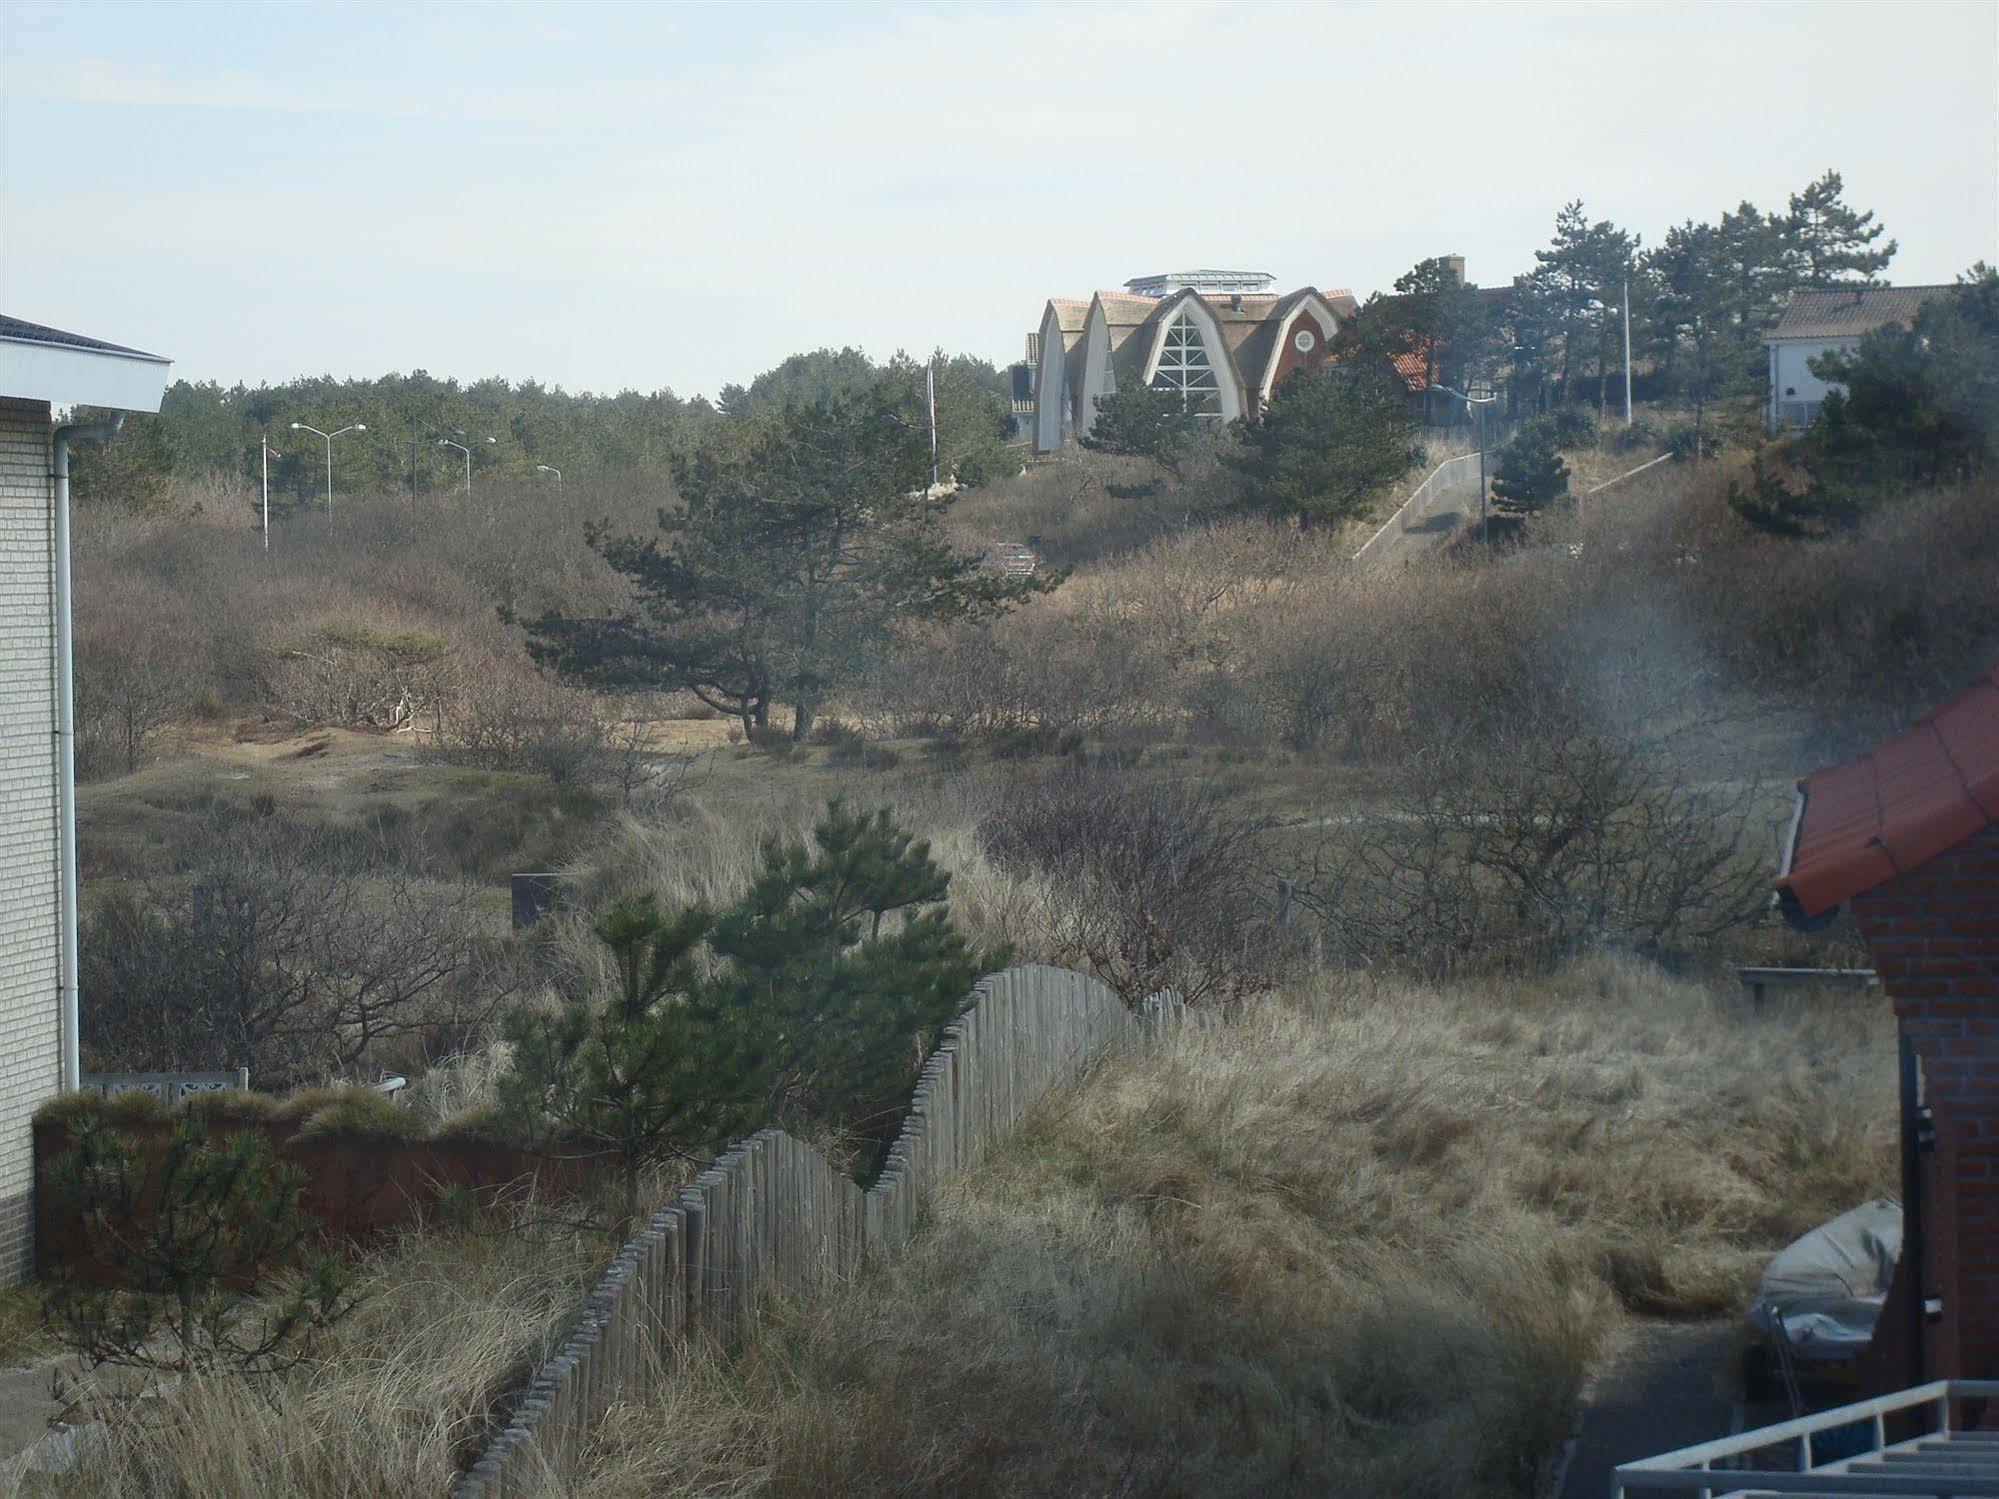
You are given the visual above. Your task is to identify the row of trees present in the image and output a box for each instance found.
[71,347,1015,515]
[1345,170,1897,447]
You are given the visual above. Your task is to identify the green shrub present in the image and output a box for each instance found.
[181,1089,280,1125]
[37,1089,174,1130]
[288,1089,428,1143]
[44,1112,355,1377]
[432,1105,513,1144]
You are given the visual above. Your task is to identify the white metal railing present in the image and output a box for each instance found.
[1614,1380,1999,1497]
[1350,451,1483,566]
[1584,450,1678,496]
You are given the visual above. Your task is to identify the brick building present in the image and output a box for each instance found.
[0,315,170,1282]
[1777,665,1999,1379]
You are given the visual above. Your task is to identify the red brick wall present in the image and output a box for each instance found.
[34,1120,592,1287]
[1852,821,1999,1377]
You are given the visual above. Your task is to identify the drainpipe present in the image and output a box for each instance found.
[51,413,122,1090]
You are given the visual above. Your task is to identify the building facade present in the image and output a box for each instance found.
[1765,284,1951,430]
[1024,271,1359,454]
[0,316,169,1282]
[1778,664,1999,1380]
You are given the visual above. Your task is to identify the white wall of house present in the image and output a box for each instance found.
[1768,337,1860,429]
[0,396,58,1284]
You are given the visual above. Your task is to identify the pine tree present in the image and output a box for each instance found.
[501,898,765,1235]
[1784,170,1896,286]
[501,802,995,1223]
[1079,380,1202,480]
[46,1111,356,1377]
[705,801,989,1141]
[527,371,1049,739]
[1228,365,1421,527]
[1490,428,1570,517]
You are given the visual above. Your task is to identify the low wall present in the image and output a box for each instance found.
[35,1123,589,1285]
[453,964,1162,1498]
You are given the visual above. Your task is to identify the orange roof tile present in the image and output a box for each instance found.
[1778,665,1999,915]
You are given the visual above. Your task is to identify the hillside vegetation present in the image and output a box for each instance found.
[52,958,1890,1497]
[42,275,1997,1495]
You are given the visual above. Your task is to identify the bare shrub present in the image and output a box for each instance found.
[1302,665,1774,974]
[80,813,516,1090]
[942,447,1236,567]
[258,618,455,732]
[428,658,607,783]
[983,763,1281,1010]
[75,581,201,776]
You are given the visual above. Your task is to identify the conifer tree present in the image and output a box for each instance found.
[1784,170,1897,285]
[706,802,988,1139]
[1079,380,1202,480]
[1228,365,1421,527]
[527,372,1048,740]
[46,1112,356,1377]
[1490,427,1571,517]
[501,898,764,1235]
[501,802,993,1225]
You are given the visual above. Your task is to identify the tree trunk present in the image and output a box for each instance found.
[792,702,814,741]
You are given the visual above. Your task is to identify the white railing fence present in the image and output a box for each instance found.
[1613,1380,1999,1497]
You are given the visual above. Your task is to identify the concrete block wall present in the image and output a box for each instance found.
[1852,822,1999,1378]
[0,397,59,1284]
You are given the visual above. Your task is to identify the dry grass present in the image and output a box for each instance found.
[46,1201,602,1498]
[569,957,1893,1499]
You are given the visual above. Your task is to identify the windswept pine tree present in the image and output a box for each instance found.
[527,367,1049,738]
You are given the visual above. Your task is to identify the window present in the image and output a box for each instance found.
[1150,312,1222,416]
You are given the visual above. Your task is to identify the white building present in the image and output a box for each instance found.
[0,315,170,1282]
[1764,284,1951,430]
[1026,271,1359,454]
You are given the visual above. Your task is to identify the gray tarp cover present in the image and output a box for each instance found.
[1746,1196,1900,1361]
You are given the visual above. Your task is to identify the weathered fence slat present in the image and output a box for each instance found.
[450,966,1172,1498]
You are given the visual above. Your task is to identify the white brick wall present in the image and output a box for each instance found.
[0,397,58,1282]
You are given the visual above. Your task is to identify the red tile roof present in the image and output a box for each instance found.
[1391,349,1430,390]
[1778,665,1999,916]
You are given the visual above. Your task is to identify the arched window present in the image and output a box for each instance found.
[1151,312,1221,415]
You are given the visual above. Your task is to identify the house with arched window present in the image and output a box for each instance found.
[1022,272,1359,454]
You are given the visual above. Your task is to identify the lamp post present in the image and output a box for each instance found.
[435,434,496,498]
[290,421,366,518]
[259,431,277,549]
[1431,383,1500,546]
[536,463,562,494]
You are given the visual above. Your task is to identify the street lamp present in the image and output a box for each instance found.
[435,434,496,497]
[535,463,562,494]
[1430,384,1499,547]
[290,421,367,518]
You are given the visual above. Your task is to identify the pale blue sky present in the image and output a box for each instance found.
[2,0,1993,397]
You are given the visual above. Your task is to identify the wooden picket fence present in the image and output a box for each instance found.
[452,965,1168,1497]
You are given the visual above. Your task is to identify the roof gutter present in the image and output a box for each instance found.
[51,413,122,1090]
[1774,784,1841,931]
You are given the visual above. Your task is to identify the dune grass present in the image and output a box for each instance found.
[567,958,1892,1498]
